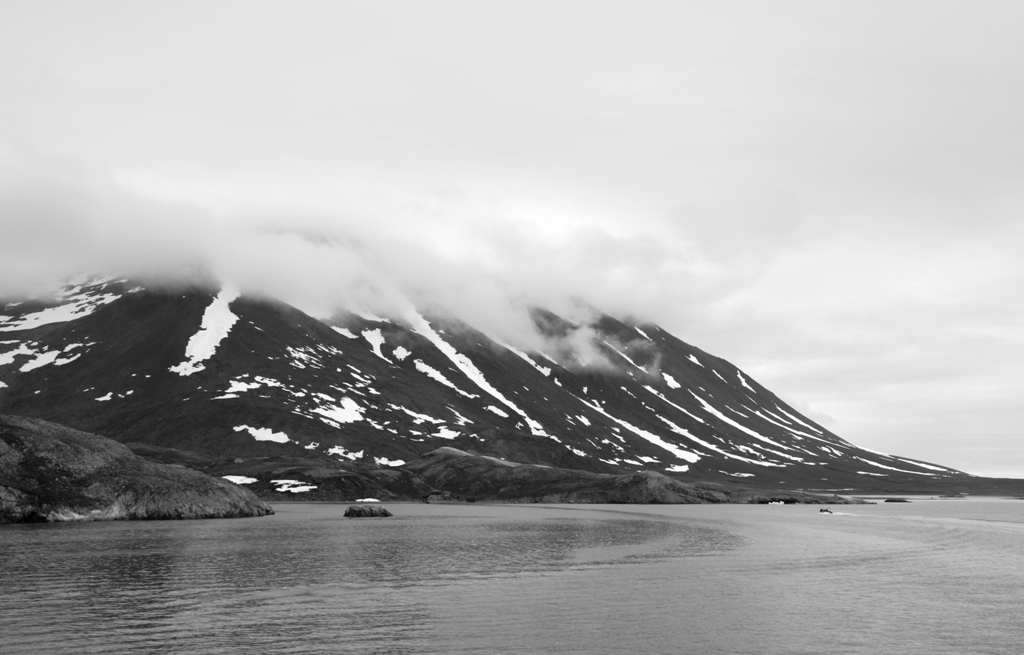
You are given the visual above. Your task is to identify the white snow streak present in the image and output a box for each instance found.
[854,457,937,476]
[896,458,950,472]
[662,373,681,389]
[169,284,240,376]
[331,326,358,339]
[572,393,700,464]
[413,360,477,397]
[689,391,803,460]
[407,310,547,436]
[390,404,443,424]
[651,413,780,467]
[497,339,552,377]
[773,404,824,434]
[642,385,706,424]
[351,309,389,322]
[602,340,646,372]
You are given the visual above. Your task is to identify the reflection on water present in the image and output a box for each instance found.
[0,504,739,654]
[2,500,1022,654]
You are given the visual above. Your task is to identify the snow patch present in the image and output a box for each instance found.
[393,346,411,360]
[222,475,257,485]
[0,343,34,366]
[0,286,122,332]
[375,457,406,467]
[233,424,290,443]
[362,328,392,362]
[328,446,364,460]
[271,479,317,493]
[663,373,681,389]
[169,284,240,376]
[313,397,364,425]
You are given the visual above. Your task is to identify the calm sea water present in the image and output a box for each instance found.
[2,498,1023,654]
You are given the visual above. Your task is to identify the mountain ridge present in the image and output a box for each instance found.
[2,275,1016,500]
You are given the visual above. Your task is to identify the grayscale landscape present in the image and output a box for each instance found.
[2,2,1022,654]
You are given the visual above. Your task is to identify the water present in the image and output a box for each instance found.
[2,498,1023,654]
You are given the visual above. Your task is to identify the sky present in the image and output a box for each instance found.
[1,1,1022,476]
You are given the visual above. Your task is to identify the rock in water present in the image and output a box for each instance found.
[344,505,393,517]
[0,415,273,523]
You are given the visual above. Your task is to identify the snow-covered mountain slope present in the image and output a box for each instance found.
[0,277,969,492]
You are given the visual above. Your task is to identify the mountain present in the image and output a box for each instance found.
[0,275,1012,500]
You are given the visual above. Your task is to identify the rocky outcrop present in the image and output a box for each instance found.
[344,504,393,517]
[0,415,273,523]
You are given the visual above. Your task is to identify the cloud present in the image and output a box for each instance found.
[0,148,704,357]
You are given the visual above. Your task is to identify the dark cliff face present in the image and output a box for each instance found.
[0,415,273,523]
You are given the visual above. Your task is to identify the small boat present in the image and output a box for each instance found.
[819,507,833,514]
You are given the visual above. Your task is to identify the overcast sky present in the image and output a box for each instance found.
[2,1,1022,476]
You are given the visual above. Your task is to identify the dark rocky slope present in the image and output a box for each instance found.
[0,415,273,523]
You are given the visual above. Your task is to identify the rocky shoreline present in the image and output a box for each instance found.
[1,415,273,523]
